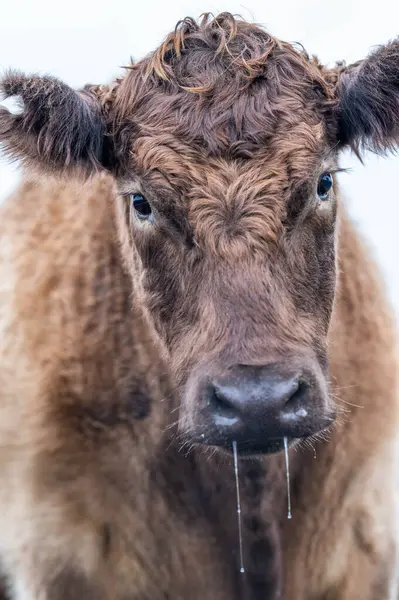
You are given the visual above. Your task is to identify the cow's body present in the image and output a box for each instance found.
[283,210,398,599]
[0,176,396,600]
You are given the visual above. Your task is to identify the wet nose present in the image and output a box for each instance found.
[204,363,316,447]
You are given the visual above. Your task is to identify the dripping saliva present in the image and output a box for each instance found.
[232,440,245,574]
[284,437,292,520]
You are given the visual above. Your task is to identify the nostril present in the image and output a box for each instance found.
[208,384,239,418]
[282,380,310,416]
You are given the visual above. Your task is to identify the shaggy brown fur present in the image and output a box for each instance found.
[0,176,397,600]
[0,176,239,600]
[0,12,398,600]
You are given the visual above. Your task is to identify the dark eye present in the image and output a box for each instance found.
[131,193,153,220]
[317,173,333,200]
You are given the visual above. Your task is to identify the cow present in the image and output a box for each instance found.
[0,12,398,600]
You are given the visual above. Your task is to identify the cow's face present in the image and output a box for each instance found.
[1,14,398,455]
[115,146,338,456]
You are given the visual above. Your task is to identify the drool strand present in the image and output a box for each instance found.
[283,437,292,520]
[232,440,245,573]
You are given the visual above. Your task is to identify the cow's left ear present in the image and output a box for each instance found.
[336,39,399,154]
[0,70,112,174]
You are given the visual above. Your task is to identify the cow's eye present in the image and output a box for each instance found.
[317,173,333,200]
[131,193,153,220]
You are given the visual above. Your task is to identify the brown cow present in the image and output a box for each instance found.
[0,12,398,600]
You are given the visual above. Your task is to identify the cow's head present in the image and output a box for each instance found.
[1,14,398,455]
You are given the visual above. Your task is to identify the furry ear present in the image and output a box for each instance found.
[0,70,106,173]
[336,39,399,154]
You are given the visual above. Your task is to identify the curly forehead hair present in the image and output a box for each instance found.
[1,12,396,172]
[111,12,338,161]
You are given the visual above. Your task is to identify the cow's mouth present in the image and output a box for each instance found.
[225,437,289,455]
[188,412,334,457]
[196,435,301,456]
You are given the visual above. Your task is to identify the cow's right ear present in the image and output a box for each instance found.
[0,70,112,175]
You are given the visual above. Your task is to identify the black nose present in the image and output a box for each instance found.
[202,363,324,451]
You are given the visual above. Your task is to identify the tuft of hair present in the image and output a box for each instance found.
[0,70,105,172]
[337,39,399,154]
[143,12,331,95]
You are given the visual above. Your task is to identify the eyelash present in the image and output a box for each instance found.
[328,167,350,176]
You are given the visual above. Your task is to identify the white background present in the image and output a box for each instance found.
[0,0,398,317]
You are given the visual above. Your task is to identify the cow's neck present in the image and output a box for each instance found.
[157,443,287,599]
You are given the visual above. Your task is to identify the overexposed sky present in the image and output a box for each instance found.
[1,0,398,313]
